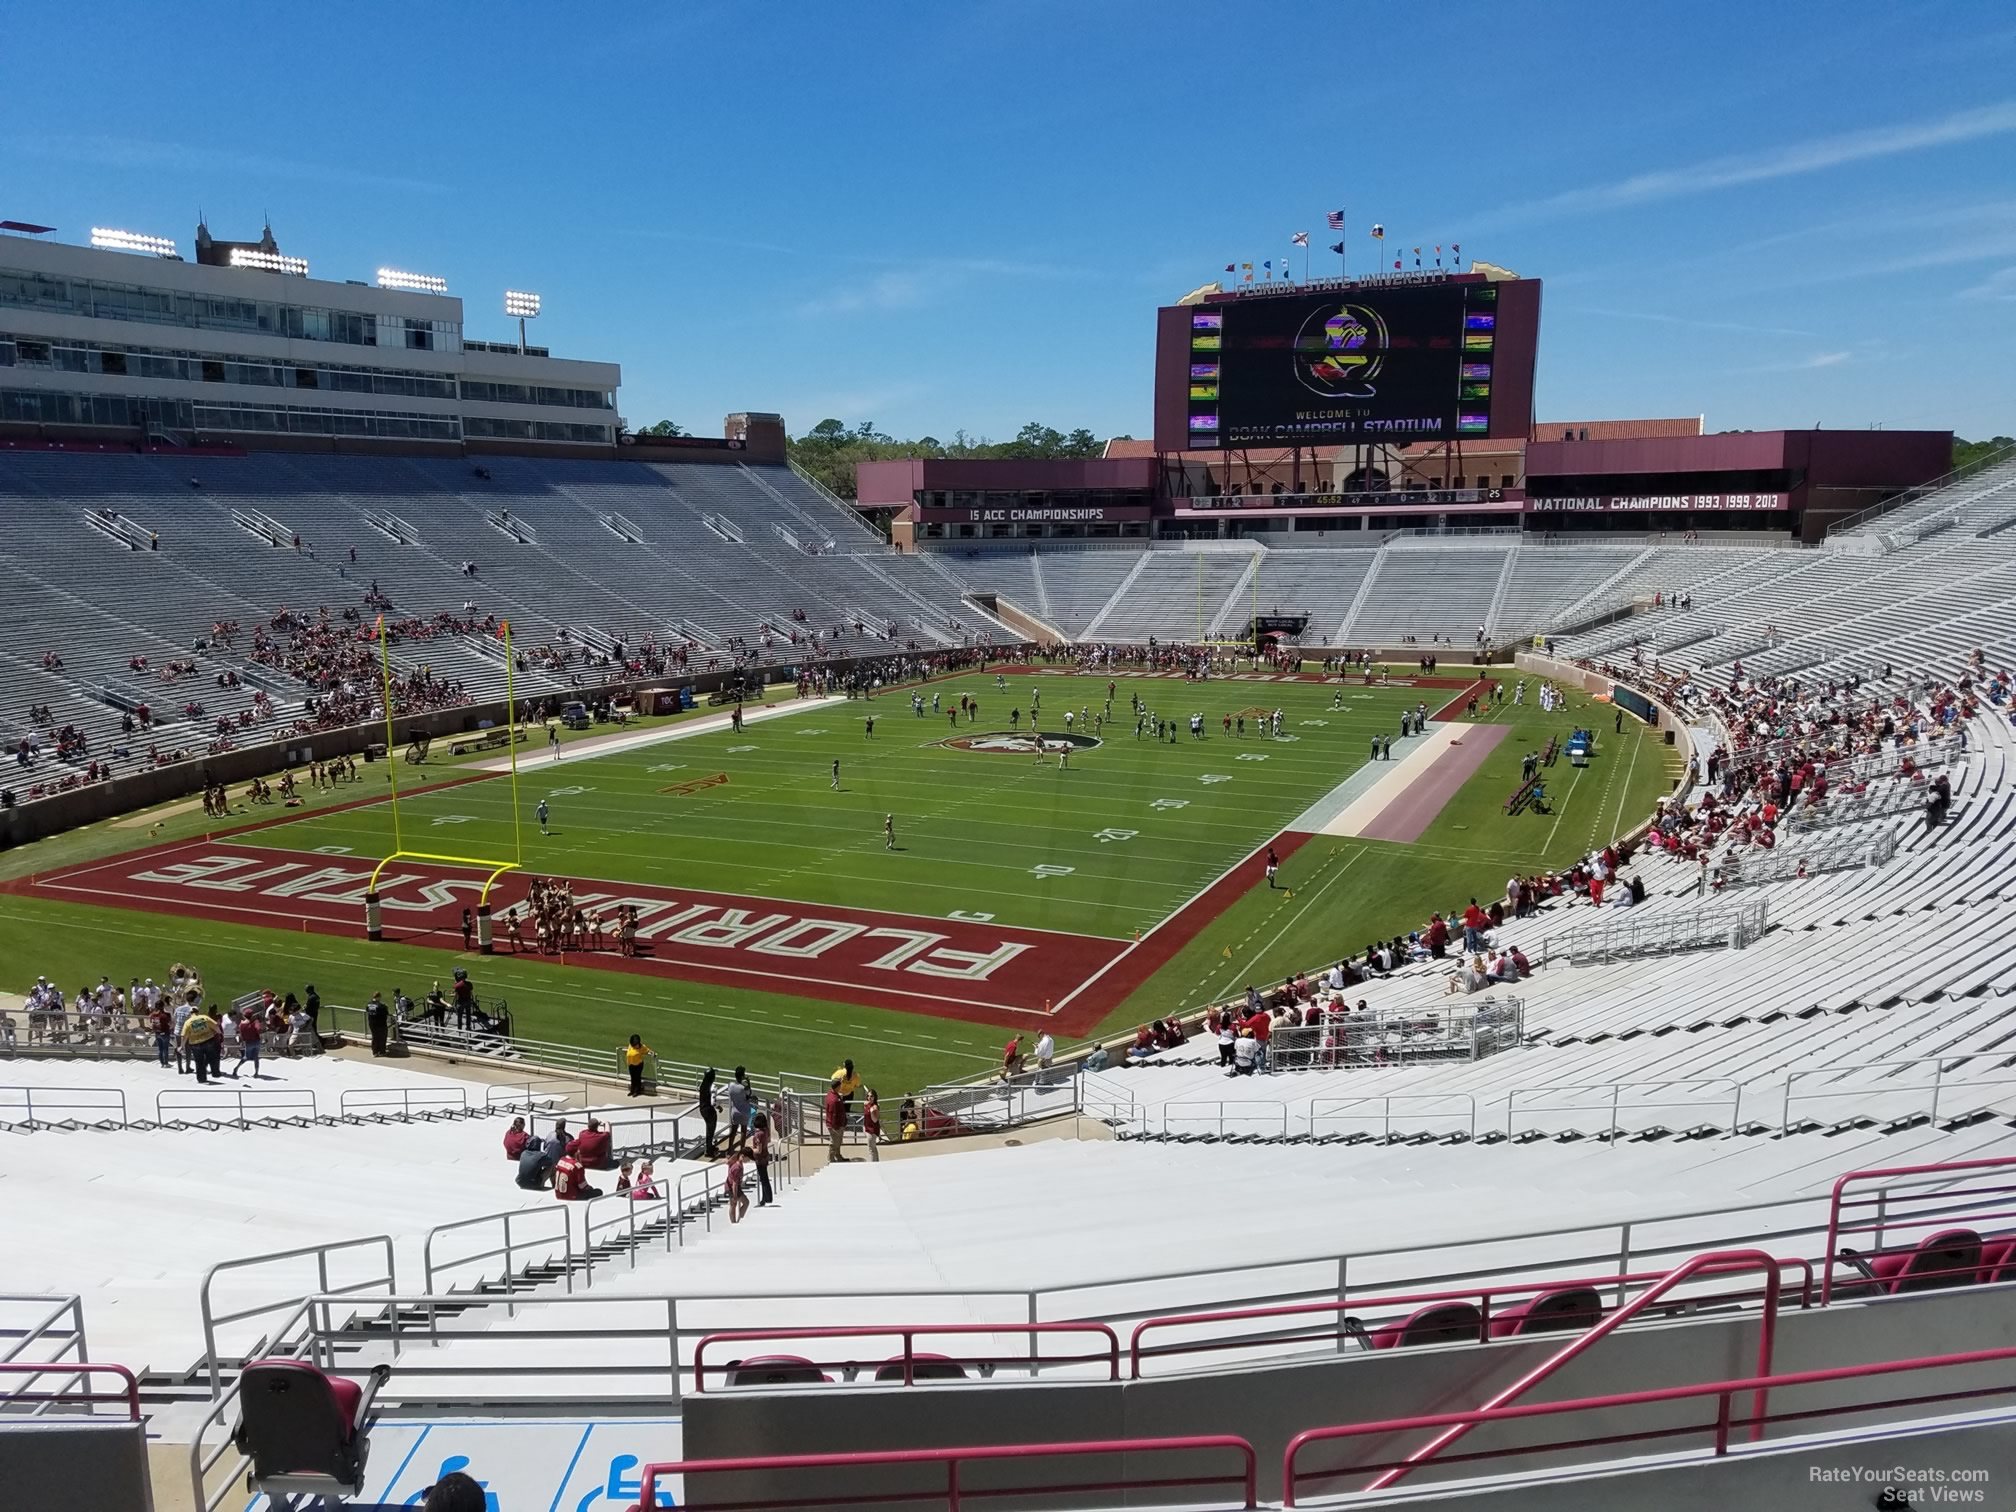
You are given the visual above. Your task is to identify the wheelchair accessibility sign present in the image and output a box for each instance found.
[258,1418,684,1510]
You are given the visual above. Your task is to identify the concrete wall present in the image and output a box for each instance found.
[0,1420,153,1511]
[679,1284,2016,1507]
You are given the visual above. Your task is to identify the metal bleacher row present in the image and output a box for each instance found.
[0,449,999,778]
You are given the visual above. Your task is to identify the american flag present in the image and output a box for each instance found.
[1326,210,1346,230]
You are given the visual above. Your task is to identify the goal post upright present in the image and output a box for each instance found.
[362,614,522,949]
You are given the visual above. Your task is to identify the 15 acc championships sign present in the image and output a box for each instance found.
[1535,492,1791,512]
[918,503,1153,524]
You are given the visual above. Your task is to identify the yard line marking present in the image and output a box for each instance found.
[1215,845,1369,997]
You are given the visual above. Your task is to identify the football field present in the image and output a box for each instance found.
[2,664,1678,1089]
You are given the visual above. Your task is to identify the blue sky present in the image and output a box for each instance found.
[5,0,2013,441]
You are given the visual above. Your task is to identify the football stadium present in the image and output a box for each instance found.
[4,16,2016,1512]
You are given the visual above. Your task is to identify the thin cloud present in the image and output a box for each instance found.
[615,227,1070,280]
[797,271,932,318]
[8,133,447,195]
[1568,306,1815,338]
[1495,100,2016,224]
[1960,266,2016,300]
[1737,350,1853,374]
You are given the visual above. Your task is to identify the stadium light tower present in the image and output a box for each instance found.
[228,248,310,276]
[505,290,542,354]
[91,227,179,258]
[377,267,448,294]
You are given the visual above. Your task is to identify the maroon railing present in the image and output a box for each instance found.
[634,1434,1258,1511]
[691,1322,1121,1389]
[1127,1257,1812,1377]
[1362,1247,1784,1491]
[1823,1155,2016,1303]
[0,1361,142,1419]
[1282,1343,2016,1503]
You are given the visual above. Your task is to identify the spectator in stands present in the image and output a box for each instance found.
[552,1149,599,1201]
[898,1095,920,1140]
[180,1004,221,1083]
[1033,1031,1055,1084]
[420,1470,488,1512]
[503,1116,530,1161]
[1461,899,1489,953]
[568,1117,613,1170]
[725,1146,749,1223]
[515,1132,554,1190]
[631,1159,659,1200]
[749,1111,775,1206]
[231,1004,263,1077]
[726,1067,752,1150]
[148,999,173,1068]
[623,1033,652,1097]
[862,1088,882,1163]
[1232,1028,1258,1075]
[824,1079,848,1163]
[1083,1042,1110,1072]
[697,1067,719,1157]
[304,983,322,1047]
[365,991,391,1057]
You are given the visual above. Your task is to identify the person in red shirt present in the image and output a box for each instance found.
[1244,1008,1272,1072]
[567,1117,613,1170]
[552,1153,601,1201]
[232,1008,264,1078]
[824,1081,848,1163]
[1002,1035,1023,1079]
[148,1004,174,1068]
[1426,914,1450,959]
[1461,900,1488,952]
[502,1116,530,1161]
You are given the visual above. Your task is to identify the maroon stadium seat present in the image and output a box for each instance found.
[874,1352,968,1382]
[723,1354,832,1387]
[1837,1229,1982,1295]
[232,1358,390,1501]
[1367,1302,1485,1350]
[1488,1286,1604,1339]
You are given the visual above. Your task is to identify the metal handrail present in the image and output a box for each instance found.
[1306,1093,1479,1141]
[421,1202,574,1305]
[199,1235,394,1396]
[336,1085,470,1119]
[1158,1100,1291,1139]
[692,1322,1122,1390]
[1823,1156,2016,1303]
[1361,1247,1784,1491]
[1282,1342,2016,1503]
[0,1085,129,1128]
[0,1361,141,1420]
[637,1434,1260,1512]
[157,1085,317,1127]
[1127,1256,1813,1378]
[1504,1077,1743,1141]
[1781,1052,2016,1136]
[0,1293,88,1367]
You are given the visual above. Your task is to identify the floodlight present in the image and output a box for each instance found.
[91,227,178,257]
[229,248,309,276]
[504,290,542,319]
[377,268,448,294]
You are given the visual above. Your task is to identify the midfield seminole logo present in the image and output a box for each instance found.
[939,730,1104,755]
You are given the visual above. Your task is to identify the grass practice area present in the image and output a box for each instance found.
[1,664,1679,1091]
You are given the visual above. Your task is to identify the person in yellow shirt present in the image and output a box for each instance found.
[830,1058,862,1126]
[623,1034,653,1098]
[180,1004,221,1084]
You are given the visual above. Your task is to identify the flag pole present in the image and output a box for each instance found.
[1342,212,1348,278]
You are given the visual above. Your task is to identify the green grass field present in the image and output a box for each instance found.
[0,666,1680,1092]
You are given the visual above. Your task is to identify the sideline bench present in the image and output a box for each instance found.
[446,727,524,758]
